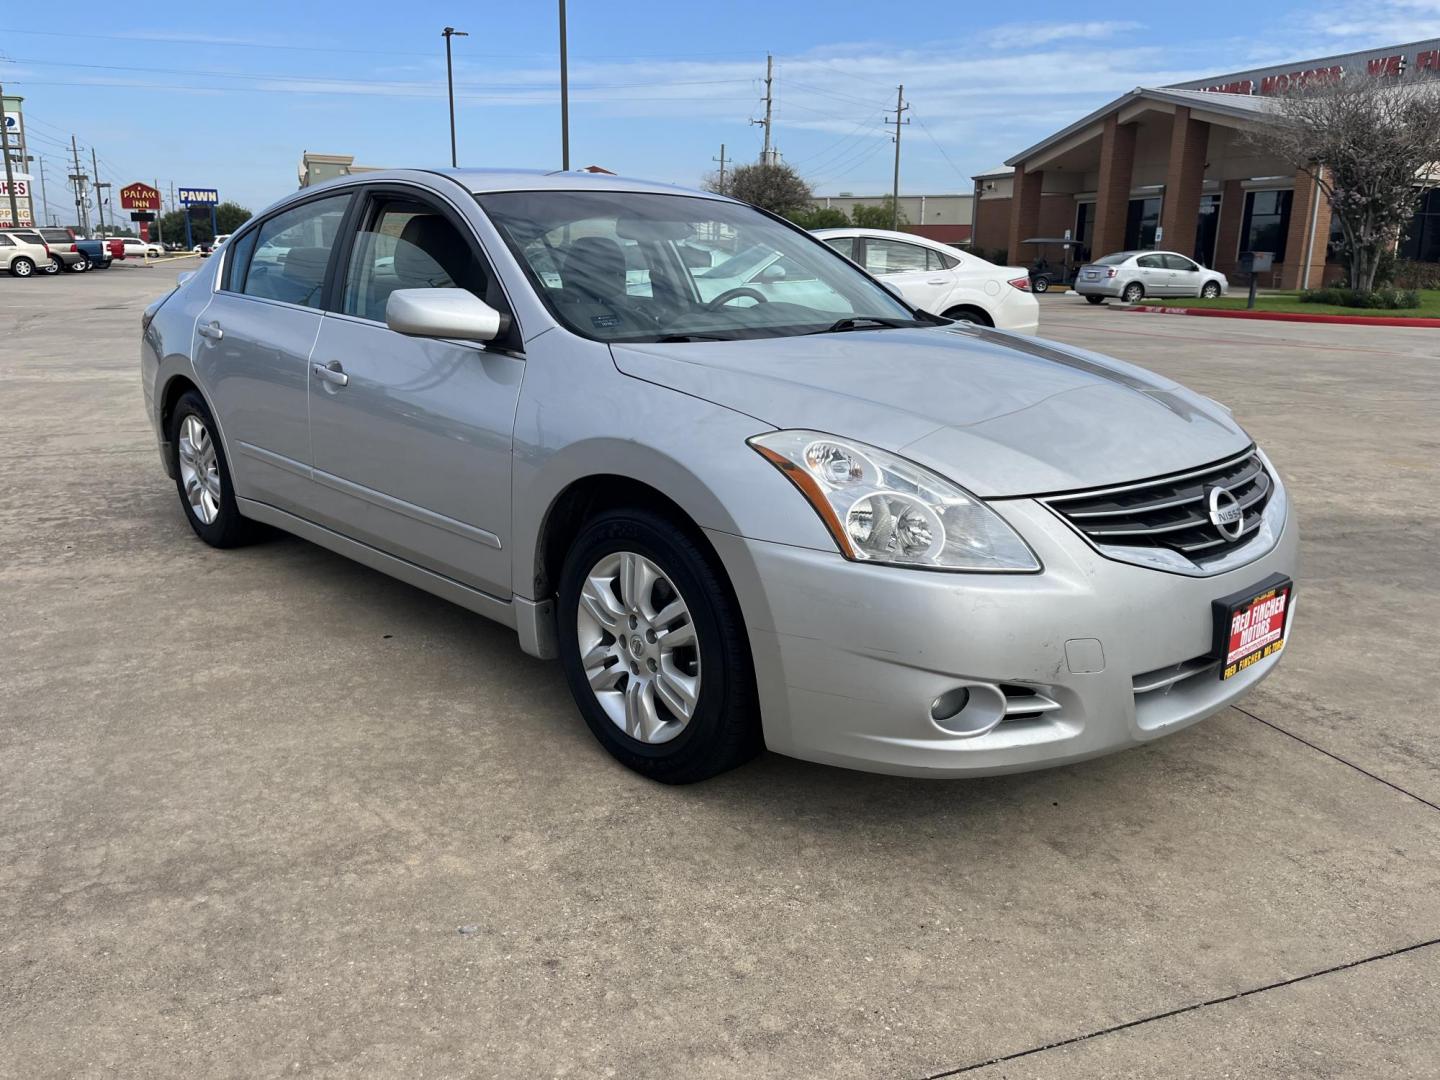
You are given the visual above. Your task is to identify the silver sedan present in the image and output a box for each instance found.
[1075,250,1228,304]
[141,170,1294,783]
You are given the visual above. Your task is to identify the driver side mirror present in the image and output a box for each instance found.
[757,263,787,283]
[386,288,509,343]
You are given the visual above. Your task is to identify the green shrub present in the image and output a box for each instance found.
[1300,286,1421,309]
[1389,260,1440,290]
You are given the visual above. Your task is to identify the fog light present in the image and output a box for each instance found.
[929,682,1007,738]
[930,687,970,722]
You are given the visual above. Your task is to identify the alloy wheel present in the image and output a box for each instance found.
[575,550,701,745]
[177,414,222,524]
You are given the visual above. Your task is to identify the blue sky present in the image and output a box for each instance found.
[5,0,1440,220]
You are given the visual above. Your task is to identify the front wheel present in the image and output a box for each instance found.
[1201,281,1222,298]
[1121,282,1144,303]
[1085,295,1105,305]
[10,256,36,278]
[558,509,760,783]
[168,391,259,548]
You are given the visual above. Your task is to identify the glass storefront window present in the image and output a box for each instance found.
[1241,189,1293,262]
[1124,197,1160,250]
[1399,189,1440,264]
[1195,194,1221,267]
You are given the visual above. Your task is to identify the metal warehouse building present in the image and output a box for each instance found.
[969,38,1440,288]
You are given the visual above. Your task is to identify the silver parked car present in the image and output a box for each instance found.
[1075,250,1228,304]
[141,170,1296,783]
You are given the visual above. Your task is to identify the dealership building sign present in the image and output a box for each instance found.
[1172,37,1440,96]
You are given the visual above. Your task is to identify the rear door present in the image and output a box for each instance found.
[192,191,354,515]
[859,236,951,313]
[304,186,524,597]
[1134,253,1174,295]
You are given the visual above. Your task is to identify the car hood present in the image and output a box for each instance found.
[611,325,1250,497]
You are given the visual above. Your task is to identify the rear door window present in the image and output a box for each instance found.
[237,194,352,308]
[1136,254,1165,269]
[863,238,930,274]
[822,236,855,260]
[1162,254,1198,271]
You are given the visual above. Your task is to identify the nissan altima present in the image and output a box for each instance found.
[140,169,1296,783]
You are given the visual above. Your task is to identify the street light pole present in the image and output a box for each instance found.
[441,27,469,168]
[558,0,570,170]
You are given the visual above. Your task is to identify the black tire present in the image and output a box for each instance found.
[557,508,761,784]
[10,256,36,278]
[1201,281,1221,298]
[943,306,993,327]
[1031,276,1050,293]
[1121,282,1144,303]
[1085,295,1105,305]
[72,257,90,273]
[167,390,259,548]
[43,257,62,275]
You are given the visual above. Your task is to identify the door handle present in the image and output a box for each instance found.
[312,362,349,388]
[197,321,223,340]
[926,278,948,285]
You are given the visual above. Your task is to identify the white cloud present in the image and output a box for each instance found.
[977,21,1146,51]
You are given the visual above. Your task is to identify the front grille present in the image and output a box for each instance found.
[1043,449,1272,564]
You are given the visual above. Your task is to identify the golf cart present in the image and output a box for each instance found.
[1018,237,1087,293]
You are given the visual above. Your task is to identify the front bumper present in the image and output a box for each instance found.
[708,497,1298,777]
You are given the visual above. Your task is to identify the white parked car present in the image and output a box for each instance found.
[1074,251,1228,304]
[120,237,164,258]
[813,228,1039,333]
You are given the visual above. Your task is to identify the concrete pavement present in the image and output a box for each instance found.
[2,271,1437,1078]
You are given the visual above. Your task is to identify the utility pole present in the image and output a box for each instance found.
[751,54,774,165]
[441,26,468,168]
[0,82,19,228]
[39,156,53,226]
[558,0,570,170]
[887,84,909,230]
[91,146,110,236]
[69,135,90,235]
[155,177,164,245]
[712,144,728,194]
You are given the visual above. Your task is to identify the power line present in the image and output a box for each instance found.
[910,110,971,184]
[4,79,755,104]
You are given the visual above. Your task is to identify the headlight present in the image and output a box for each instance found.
[749,430,1040,572]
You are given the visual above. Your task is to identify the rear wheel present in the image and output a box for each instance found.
[168,390,259,548]
[1121,282,1144,303]
[558,509,760,783]
[942,305,993,326]
[1085,295,1105,305]
[44,257,62,275]
[1031,275,1050,293]
[10,257,35,278]
[68,257,90,273]
[1201,280,1222,298]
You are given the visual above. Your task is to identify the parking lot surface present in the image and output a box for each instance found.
[3,270,1438,1078]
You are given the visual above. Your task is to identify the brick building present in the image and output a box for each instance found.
[971,38,1440,288]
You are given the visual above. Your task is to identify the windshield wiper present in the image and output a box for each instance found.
[653,332,730,343]
[810,316,913,335]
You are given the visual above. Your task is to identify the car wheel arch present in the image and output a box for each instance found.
[942,303,994,326]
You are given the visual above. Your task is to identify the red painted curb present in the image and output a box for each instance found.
[1127,304,1440,328]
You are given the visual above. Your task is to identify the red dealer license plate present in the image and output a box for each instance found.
[1212,574,1292,680]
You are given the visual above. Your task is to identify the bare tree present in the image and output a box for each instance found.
[1247,77,1440,292]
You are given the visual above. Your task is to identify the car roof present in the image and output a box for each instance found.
[299,167,733,202]
[812,226,960,250]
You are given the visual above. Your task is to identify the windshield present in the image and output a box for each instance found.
[477,190,919,343]
[1095,251,1138,265]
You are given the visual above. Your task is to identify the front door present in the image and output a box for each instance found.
[193,191,353,514]
[305,190,523,597]
[1162,253,1204,295]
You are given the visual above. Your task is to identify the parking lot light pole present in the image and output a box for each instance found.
[559,0,570,170]
[442,27,469,169]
